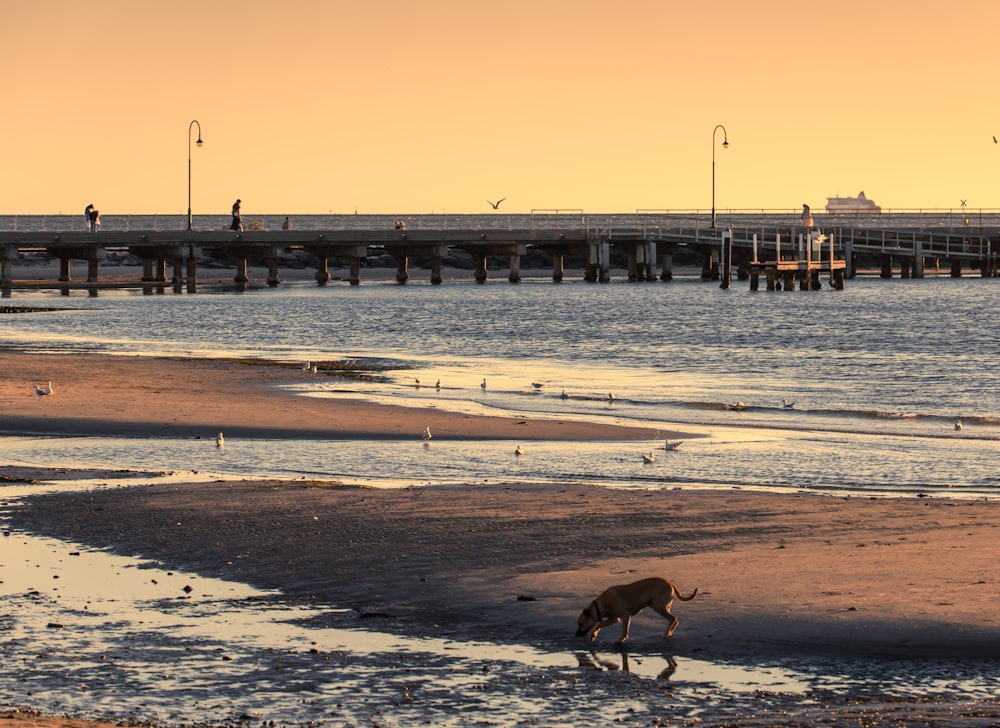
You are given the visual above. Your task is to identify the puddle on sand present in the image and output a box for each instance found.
[4,479,1000,726]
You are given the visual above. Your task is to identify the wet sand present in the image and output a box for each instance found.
[4,353,1000,726]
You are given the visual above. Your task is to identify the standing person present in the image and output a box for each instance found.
[85,203,100,232]
[800,204,814,228]
[281,216,292,230]
[230,199,243,231]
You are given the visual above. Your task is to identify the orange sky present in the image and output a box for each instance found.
[3,0,997,215]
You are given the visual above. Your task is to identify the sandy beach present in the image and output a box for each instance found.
[4,352,1000,726]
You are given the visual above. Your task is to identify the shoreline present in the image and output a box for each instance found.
[0,351,670,442]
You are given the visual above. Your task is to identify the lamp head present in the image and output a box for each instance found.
[722,139,729,149]
[196,136,203,147]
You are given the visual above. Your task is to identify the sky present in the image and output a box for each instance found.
[3,0,998,216]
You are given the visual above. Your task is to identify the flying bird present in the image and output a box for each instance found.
[994,135,998,144]
[34,381,53,398]
[487,198,506,209]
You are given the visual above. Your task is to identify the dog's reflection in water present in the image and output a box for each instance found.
[577,650,678,681]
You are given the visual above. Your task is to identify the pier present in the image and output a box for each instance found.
[0,212,996,290]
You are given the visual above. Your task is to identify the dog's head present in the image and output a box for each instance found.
[576,601,599,638]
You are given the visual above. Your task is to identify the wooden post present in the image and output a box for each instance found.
[396,255,409,284]
[267,255,281,287]
[88,256,100,283]
[431,255,443,285]
[508,253,521,284]
[349,256,361,286]
[233,258,248,284]
[552,253,564,283]
[474,255,488,283]
[659,251,673,281]
[314,256,330,285]
[58,256,71,282]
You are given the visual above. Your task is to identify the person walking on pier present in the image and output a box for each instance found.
[230,199,243,231]
[85,203,100,232]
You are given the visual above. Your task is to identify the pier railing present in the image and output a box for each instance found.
[4,208,999,234]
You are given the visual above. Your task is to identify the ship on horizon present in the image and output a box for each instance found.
[826,191,881,214]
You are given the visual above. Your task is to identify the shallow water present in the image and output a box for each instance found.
[4,278,1000,498]
[3,478,1000,727]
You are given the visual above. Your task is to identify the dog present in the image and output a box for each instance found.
[576,577,697,644]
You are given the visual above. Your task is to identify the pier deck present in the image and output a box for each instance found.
[0,213,996,289]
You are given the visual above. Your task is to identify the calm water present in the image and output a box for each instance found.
[1,274,998,496]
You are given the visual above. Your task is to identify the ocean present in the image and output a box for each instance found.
[0,268,998,497]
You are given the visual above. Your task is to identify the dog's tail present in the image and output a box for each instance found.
[675,586,698,601]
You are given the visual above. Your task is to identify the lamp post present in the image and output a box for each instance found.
[187,120,203,232]
[711,124,729,230]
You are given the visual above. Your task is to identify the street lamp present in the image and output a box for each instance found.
[187,120,203,232]
[711,124,728,230]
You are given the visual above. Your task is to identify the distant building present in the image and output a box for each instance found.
[825,191,881,215]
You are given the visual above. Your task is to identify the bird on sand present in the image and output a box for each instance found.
[955,419,963,431]
[481,378,487,390]
[435,379,441,390]
[216,432,225,448]
[487,198,506,210]
[560,389,569,400]
[302,361,311,372]
[642,452,655,464]
[608,392,615,403]
[514,444,524,457]
[422,426,432,441]
[531,382,544,390]
[34,381,53,398]
[782,399,795,409]
[664,439,683,451]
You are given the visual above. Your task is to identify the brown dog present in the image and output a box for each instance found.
[576,577,698,644]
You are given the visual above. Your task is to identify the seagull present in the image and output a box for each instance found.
[487,198,506,210]
[34,381,53,398]
[311,365,318,375]
[481,378,487,390]
[608,393,615,403]
[664,439,683,451]
[955,419,963,431]
[415,378,421,388]
[531,382,544,390]
[216,432,225,448]
[302,361,311,372]
[642,452,655,464]
[782,399,795,409]
[435,379,441,390]
[422,426,432,441]
[560,389,569,400]
[514,444,524,457]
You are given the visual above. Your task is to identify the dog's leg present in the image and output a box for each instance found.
[615,614,633,644]
[652,601,680,637]
[589,617,619,642]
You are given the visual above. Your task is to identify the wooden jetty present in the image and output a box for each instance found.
[0,214,996,290]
